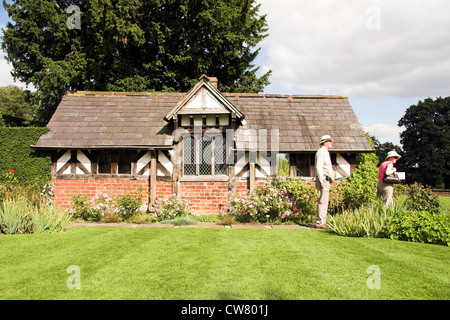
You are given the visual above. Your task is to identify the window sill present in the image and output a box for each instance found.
[180,175,228,182]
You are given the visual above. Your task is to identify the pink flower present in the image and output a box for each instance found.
[9,169,16,173]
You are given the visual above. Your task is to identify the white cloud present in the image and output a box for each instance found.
[0,56,15,86]
[258,0,450,98]
[362,123,405,145]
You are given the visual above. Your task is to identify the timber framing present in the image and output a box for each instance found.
[33,75,374,213]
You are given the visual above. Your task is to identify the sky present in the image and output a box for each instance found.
[2,0,450,146]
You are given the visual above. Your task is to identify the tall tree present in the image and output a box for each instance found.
[368,134,404,166]
[2,0,272,125]
[0,85,38,126]
[398,97,449,189]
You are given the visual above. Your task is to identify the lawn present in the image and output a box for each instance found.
[1,226,449,300]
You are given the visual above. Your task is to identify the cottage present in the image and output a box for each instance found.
[32,75,372,214]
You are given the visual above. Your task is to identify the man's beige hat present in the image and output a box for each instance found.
[385,150,402,160]
[320,135,334,145]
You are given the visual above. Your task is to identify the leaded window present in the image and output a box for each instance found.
[183,133,227,176]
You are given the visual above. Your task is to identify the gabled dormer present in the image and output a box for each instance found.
[165,75,244,129]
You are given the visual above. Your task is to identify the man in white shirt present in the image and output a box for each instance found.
[315,135,335,228]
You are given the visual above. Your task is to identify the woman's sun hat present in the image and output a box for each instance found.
[385,150,402,160]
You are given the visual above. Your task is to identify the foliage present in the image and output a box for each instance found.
[194,214,219,223]
[398,96,450,188]
[0,85,38,126]
[0,127,51,186]
[29,204,73,234]
[116,188,143,218]
[0,169,18,200]
[329,184,448,245]
[159,217,197,226]
[71,190,144,222]
[369,134,404,166]
[331,134,379,211]
[71,194,95,221]
[229,179,317,224]
[328,201,405,238]
[89,192,118,221]
[0,199,32,234]
[216,213,236,225]
[405,183,441,214]
[0,198,72,234]
[0,169,55,208]
[276,154,289,177]
[151,194,191,221]
[383,210,450,246]
[2,0,272,125]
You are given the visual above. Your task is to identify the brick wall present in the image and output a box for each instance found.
[52,179,150,209]
[178,181,229,215]
[155,180,173,199]
[235,180,267,196]
[52,178,264,214]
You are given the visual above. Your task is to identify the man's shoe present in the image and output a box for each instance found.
[315,224,328,229]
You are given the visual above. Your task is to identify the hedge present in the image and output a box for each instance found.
[0,127,51,185]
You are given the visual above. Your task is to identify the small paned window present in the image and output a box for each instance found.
[199,135,212,175]
[98,151,112,174]
[214,135,227,175]
[97,150,134,175]
[118,151,132,174]
[183,136,196,175]
[296,154,311,177]
[183,133,227,176]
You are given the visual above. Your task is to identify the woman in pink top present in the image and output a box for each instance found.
[377,150,402,206]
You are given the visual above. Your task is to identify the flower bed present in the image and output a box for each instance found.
[229,179,318,225]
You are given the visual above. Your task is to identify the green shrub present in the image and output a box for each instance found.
[0,127,51,186]
[273,179,318,223]
[117,188,143,218]
[405,183,440,214]
[338,154,379,210]
[216,213,236,225]
[328,201,404,238]
[151,195,191,221]
[127,213,157,224]
[229,179,318,224]
[0,199,72,234]
[383,210,450,246]
[29,205,73,234]
[194,214,219,222]
[71,194,98,221]
[71,190,144,222]
[0,199,33,234]
[159,217,197,226]
[229,181,291,223]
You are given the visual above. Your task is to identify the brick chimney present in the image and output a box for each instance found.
[199,74,218,89]
[207,77,218,89]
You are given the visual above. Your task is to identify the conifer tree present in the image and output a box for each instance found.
[2,0,271,124]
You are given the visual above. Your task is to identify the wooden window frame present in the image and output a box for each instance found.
[95,150,136,177]
[182,132,227,177]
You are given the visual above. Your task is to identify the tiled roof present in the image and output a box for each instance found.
[225,93,371,152]
[34,92,183,149]
[33,91,372,152]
